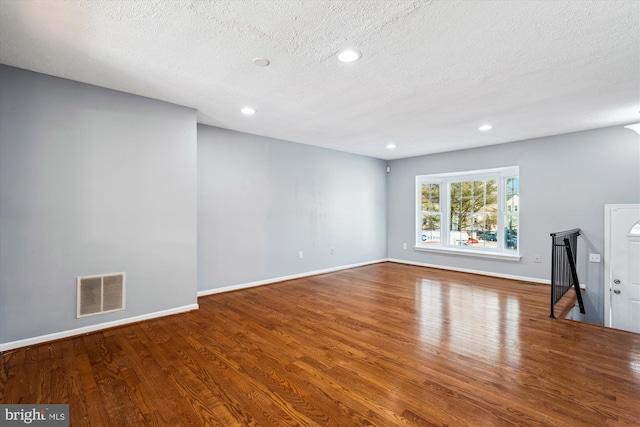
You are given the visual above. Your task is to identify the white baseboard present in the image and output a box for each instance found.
[197,259,387,297]
[387,258,588,289]
[198,258,581,297]
[386,258,551,285]
[0,303,199,353]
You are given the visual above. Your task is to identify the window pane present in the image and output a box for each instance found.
[472,180,484,195]
[431,184,440,212]
[506,177,519,196]
[461,196,473,213]
[421,214,441,244]
[506,177,519,212]
[504,215,518,250]
[450,211,472,245]
[422,185,431,211]
[450,182,461,200]
[450,179,496,248]
[486,179,497,203]
[484,213,497,233]
[471,210,495,248]
[479,212,498,249]
[450,211,460,231]
[421,183,440,212]
[461,181,472,196]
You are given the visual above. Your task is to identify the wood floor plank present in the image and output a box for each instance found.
[2,262,640,426]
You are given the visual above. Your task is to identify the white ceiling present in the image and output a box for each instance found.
[0,0,638,160]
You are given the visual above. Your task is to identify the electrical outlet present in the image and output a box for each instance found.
[534,254,541,263]
[403,243,407,250]
[330,247,334,254]
[298,251,303,259]
[589,253,600,263]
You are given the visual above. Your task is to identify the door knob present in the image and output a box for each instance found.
[613,289,621,294]
[613,279,621,284]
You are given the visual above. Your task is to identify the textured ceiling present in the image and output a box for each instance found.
[0,0,638,160]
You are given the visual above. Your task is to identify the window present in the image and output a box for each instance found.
[416,167,519,259]
[504,176,519,250]
[420,183,441,244]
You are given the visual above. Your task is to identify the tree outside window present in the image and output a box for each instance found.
[449,179,497,248]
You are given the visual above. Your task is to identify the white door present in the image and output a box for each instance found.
[605,204,640,333]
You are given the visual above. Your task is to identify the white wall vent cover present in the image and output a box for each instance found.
[77,272,125,318]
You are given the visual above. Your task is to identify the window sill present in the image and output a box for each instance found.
[414,245,521,261]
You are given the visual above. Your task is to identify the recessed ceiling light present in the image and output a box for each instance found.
[386,143,396,149]
[337,49,361,63]
[478,124,492,131]
[252,57,270,67]
[241,107,256,115]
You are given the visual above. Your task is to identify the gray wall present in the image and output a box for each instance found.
[198,125,387,291]
[387,126,640,325]
[2,64,636,346]
[0,66,198,344]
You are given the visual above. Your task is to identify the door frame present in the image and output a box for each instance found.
[604,204,640,328]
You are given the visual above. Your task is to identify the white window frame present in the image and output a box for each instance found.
[415,166,520,261]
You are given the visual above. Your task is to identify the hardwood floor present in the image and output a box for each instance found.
[2,262,639,426]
